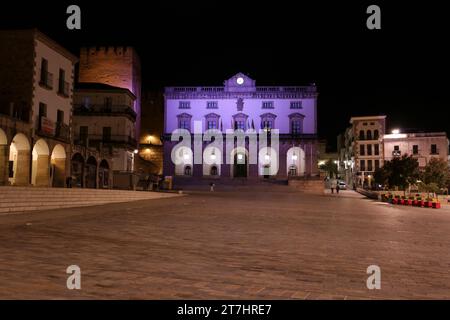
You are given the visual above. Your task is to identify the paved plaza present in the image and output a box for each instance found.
[0,186,450,299]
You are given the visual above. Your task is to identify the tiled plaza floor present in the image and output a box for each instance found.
[0,186,449,299]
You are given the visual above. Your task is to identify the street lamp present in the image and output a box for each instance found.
[392,129,400,134]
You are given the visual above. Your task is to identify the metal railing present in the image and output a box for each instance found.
[39,70,53,89]
[73,104,137,120]
[58,80,70,97]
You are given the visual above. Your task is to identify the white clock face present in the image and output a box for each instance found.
[236,77,244,85]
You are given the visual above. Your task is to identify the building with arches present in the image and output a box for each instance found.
[163,73,319,181]
[0,29,77,187]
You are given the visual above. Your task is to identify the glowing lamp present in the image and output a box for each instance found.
[292,154,298,161]
[264,154,270,161]
[236,77,244,85]
[210,154,216,160]
[237,154,243,160]
[392,129,400,134]
[183,153,190,160]
[133,149,139,154]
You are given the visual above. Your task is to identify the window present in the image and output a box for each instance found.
[103,127,111,141]
[206,101,218,109]
[207,121,217,129]
[375,160,380,170]
[413,145,419,155]
[367,160,373,172]
[360,144,365,156]
[359,130,365,140]
[367,130,372,140]
[393,145,401,157]
[179,120,190,130]
[367,144,372,156]
[290,101,302,109]
[262,120,273,130]
[289,165,297,176]
[431,144,438,154]
[39,58,52,89]
[262,101,274,109]
[210,166,218,176]
[58,69,67,95]
[177,113,192,131]
[184,165,192,176]
[179,101,191,109]
[104,97,112,109]
[374,144,380,155]
[394,145,400,151]
[205,113,220,131]
[289,113,304,135]
[374,130,379,140]
[79,126,88,142]
[360,160,366,171]
[39,103,47,117]
[363,122,368,126]
[233,113,249,131]
[235,121,246,130]
[291,120,301,134]
[57,109,64,123]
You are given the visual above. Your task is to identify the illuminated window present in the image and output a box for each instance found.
[179,101,191,109]
[262,101,274,109]
[206,101,218,109]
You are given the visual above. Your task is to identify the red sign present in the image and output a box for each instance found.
[40,117,55,135]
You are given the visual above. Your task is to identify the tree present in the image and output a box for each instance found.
[421,158,450,189]
[374,166,389,186]
[382,155,420,191]
[319,159,338,178]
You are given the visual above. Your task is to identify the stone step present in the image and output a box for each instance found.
[0,187,181,214]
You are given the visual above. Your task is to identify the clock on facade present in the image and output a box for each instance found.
[236,77,244,85]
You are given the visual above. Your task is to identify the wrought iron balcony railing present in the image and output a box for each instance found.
[73,104,137,121]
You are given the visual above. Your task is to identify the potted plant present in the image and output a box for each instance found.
[393,195,400,205]
[416,195,423,207]
[432,198,441,209]
[400,195,407,205]
[387,194,394,204]
[407,196,414,206]
[424,197,433,208]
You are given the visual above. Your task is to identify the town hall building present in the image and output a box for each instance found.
[163,73,319,182]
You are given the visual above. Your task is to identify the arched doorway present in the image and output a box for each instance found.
[231,148,248,178]
[9,133,31,185]
[173,146,193,176]
[287,147,305,177]
[71,153,84,187]
[184,165,192,176]
[258,147,278,177]
[31,139,50,186]
[51,144,66,187]
[0,128,7,185]
[98,159,110,188]
[85,156,97,188]
[203,146,221,176]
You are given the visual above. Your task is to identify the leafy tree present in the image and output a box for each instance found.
[383,155,420,191]
[374,167,389,186]
[421,158,450,189]
[319,159,338,178]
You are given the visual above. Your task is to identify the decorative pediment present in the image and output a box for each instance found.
[260,112,277,119]
[204,112,220,119]
[288,112,305,119]
[177,112,192,119]
[224,72,256,92]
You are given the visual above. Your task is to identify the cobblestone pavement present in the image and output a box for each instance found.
[0,186,450,299]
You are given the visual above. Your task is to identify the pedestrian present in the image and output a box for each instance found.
[336,182,340,194]
[66,176,72,188]
[330,178,337,194]
[210,182,215,192]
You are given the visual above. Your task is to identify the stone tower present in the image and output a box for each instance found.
[78,46,142,141]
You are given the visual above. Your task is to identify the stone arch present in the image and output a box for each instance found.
[51,144,66,187]
[0,128,8,185]
[85,156,97,188]
[173,146,193,176]
[230,147,248,178]
[258,146,279,177]
[9,133,31,186]
[99,159,110,188]
[203,146,222,176]
[71,153,85,187]
[31,139,50,186]
[287,147,305,177]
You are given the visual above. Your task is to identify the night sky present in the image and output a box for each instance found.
[1,1,449,150]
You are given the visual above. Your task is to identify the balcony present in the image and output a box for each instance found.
[75,134,137,148]
[39,70,53,89]
[73,104,137,121]
[392,150,401,157]
[55,122,70,141]
[58,80,70,97]
[36,116,70,142]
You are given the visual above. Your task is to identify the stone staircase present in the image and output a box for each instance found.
[0,187,180,214]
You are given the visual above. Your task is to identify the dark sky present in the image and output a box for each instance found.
[1,1,449,149]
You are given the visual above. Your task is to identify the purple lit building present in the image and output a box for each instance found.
[163,73,319,181]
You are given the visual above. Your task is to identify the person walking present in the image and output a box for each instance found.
[336,181,340,194]
[330,178,337,194]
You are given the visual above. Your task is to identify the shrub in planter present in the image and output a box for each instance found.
[424,198,433,208]
[400,196,407,205]
[407,196,414,206]
[387,194,394,204]
[393,195,400,205]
